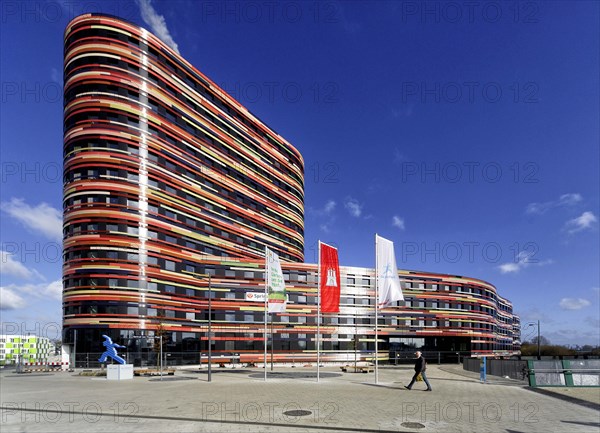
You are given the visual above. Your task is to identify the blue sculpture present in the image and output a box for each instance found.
[98,335,126,365]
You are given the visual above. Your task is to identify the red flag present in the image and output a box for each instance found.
[320,242,340,313]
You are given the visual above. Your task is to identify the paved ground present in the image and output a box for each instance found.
[440,364,600,408]
[1,364,599,432]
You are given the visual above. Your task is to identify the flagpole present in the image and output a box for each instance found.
[317,241,321,382]
[375,234,379,384]
[264,246,268,382]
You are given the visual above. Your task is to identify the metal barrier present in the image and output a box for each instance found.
[463,357,528,381]
[463,358,600,386]
[390,350,469,365]
[17,362,71,373]
[527,359,600,387]
[71,352,240,368]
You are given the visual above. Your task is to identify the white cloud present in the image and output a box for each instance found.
[564,211,597,234]
[0,280,62,311]
[319,223,331,233]
[525,193,582,215]
[498,262,521,274]
[44,280,63,300]
[308,200,336,217]
[0,286,27,310]
[393,148,407,164]
[392,215,405,230]
[585,316,600,329]
[559,298,591,310]
[323,200,336,214]
[517,308,554,325]
[50,67,60,83]
[544,328,600,347]
[138,0,180,54]
[344,197,363,218]
[0,251,33,279]
[307,200,337,233]
[498,250,553,274]
[1,198,62,241]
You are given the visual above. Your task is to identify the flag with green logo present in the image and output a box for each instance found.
[266,247,286,313]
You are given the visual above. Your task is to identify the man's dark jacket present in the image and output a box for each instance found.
[414,356,427,373]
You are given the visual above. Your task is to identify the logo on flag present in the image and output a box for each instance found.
[326,269,337,287]
[320,242,341,313]
[266,247,286,313]
[376,235,404,306]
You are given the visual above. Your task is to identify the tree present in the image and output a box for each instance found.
[528,335,551,346]
[520,341,577,356]
[153,313,167,370]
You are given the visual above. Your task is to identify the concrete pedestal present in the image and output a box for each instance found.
[107,364,133,380]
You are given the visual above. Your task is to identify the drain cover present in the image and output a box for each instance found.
[282,410,312,417]
[401,422,425,429]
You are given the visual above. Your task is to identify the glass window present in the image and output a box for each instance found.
[127,226,139,235]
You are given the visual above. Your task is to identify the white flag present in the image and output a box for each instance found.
[266,247,287,313]
[376,235,404,306]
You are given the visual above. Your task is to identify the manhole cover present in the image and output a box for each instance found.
[282,410,312,417]
[401,422,425,429]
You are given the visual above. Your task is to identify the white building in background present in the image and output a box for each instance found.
[0,335,53,365]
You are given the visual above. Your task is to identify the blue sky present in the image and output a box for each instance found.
[1,0,598,346]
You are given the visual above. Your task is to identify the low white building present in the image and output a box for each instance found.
[0,335,53,365]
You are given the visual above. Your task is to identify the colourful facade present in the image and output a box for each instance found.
[0,335,53,365]
[62,14,519,363]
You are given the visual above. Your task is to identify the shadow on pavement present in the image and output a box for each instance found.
[561,420,600,427]
[184,369,255,375]
[247,371,342,379]
[527,387,600,411]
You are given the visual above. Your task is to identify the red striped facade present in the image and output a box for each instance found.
[63,14,519,364]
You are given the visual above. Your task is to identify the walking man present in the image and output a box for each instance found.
[404,351,432,391]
